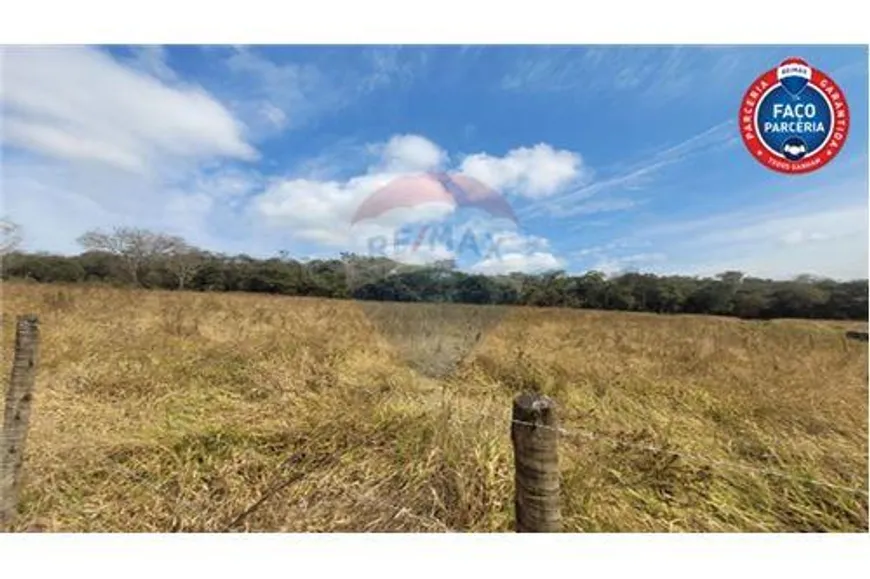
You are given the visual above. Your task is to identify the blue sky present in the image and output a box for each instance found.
[2,45,867,279]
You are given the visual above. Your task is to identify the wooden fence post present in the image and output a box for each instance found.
[1,315,40,529]
[511,392,561,532]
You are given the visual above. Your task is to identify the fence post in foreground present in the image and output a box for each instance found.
[0,315,40,528]
[511,392,561,532]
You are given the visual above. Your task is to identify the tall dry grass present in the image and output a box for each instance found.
[0,281,867,532]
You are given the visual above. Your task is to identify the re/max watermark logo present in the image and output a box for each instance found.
[366,223,503,261]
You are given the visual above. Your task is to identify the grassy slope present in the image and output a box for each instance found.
[1,282,867,532]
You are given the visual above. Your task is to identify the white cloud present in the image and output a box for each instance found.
[676,204,869,280]
[384,242,455,267]
[252,170,456,248]
[460,144,584,199]
[466,228,563,275]
[489,229,551,254]
[253,177,361,246]
[247,135,578,272]
[780,230,829,245]
[615,174,869,281]
[163,192,214,242]
[0,46,266,256]
[500,46,775,103]
[359,46,428,92]
[521,120,735,219]
[219,46,428,138]
[563,198,638,220]
[251,134,536,251]
[592,252,668,276]
[570,237,665,276]
[258,102,288,129]
[691,206,865,248]
[470,251,564,275]
[125,45,177,82]
[2,159,121,253]
[1,155,269,256]
[2,118,147,173]
[187,166,264,203]
[671,233,867,281]
[374,134,447,173]
[0,45,582,265]
[223,46,328,134]
[0,46,256,174]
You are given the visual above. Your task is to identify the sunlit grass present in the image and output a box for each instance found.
[1,282,866,532]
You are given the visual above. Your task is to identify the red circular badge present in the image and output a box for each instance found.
[739,58,850,175]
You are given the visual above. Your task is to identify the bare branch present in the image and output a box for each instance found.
[76,227,193,286]
[1,218,23,255]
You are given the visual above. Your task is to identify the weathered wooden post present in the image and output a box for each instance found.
[511,392,561,532]
[0,315,40,529]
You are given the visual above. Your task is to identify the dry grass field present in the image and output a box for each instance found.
[0,281,867,532]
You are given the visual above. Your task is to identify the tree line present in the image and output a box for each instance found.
[1,226,867,321]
